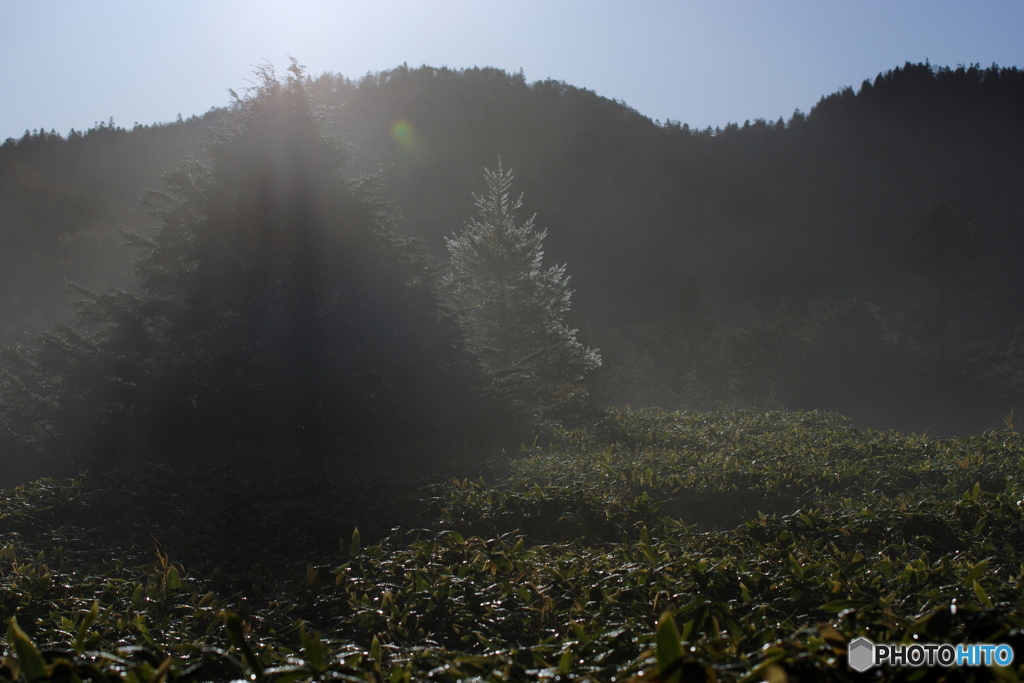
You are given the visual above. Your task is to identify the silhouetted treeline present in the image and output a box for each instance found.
[0,114,223,337]
[0,64,509,479]
[2,61,1023,436]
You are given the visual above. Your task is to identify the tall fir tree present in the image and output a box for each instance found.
[445,160,600,416]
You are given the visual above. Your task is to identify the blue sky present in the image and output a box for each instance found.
[3,0,1023,141]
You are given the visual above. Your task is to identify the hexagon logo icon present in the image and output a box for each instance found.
[848,637,875,672]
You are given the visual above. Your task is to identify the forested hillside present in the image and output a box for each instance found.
[2,61,1023,433]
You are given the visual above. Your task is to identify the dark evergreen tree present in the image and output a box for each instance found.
[0,60,487,465]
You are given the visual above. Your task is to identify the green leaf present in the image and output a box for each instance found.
[7,617,48,683]
[680,618,696,642]
[638,542,658,563]
[370,636,382,664]
[165,565,182,591]
[965,558,988,587]
[350,527,361,555]
[655,611,682,679]
[557,649,574,675]
[300,624,325,672]
[74,600,99,654]
[135,613,157,648]
[820,599,871,613]
[973,580,994,609]
[222,610,263,677]
[390,664,412,683]
[262,667,308,683]
[788,553,805,578]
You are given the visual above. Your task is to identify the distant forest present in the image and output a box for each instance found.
[2,61,1023,438]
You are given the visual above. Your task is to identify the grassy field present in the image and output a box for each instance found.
[2,408,1023,681]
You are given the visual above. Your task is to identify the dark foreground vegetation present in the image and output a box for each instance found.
[3,409,1024,681]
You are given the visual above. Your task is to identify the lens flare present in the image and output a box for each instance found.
[390,119,417,149]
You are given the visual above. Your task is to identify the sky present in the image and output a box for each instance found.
[3,0,1023,141]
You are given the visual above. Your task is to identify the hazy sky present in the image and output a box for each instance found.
[4,0,1023,141]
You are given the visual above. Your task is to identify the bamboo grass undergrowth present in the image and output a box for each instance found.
[2,408,1024,681]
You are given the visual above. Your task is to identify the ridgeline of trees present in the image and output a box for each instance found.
[1,60,1023,459]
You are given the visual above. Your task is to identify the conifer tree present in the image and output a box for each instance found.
[445,160,600,415]
[0,60,485,464]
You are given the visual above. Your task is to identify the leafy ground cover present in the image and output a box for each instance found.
[2,408,1024,681]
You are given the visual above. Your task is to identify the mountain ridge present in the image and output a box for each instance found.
[1,61,1021,433]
